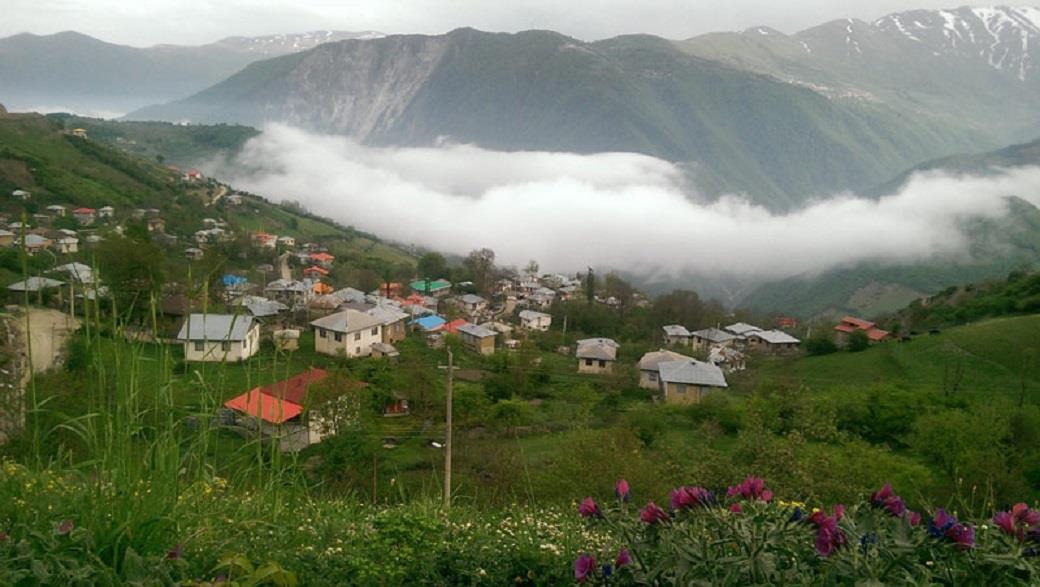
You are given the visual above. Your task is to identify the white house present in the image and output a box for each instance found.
[662,325,692,346]
[11,189,31,200]
[45,205,67,217]
[518,309,551,332]
[98,206,115,218]
[638,349,692,389]
[576,338,619,374]
[455,294,488,316]
[310,309,384,358]
[177,314,261,363]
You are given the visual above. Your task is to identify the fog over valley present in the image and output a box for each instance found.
[215,124,1040,283]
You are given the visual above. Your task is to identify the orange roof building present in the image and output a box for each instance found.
[834,316,890,344]
[224,367,330,424]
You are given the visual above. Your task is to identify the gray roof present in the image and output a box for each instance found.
[725,322,762,336]
[266,279,308,293]
[658,359,728,388]
[458,322,497,338]
[748,329,801,344]
[518,309,550,321]
[366,305,410,325]
[638,349,692,371]
[19,234,50,247]
[331,287,367,304]
[8,276,64,292]
[576,338,618,361]
[177,314,256,341]
[662,324,691,337]
[310,309,383,334]
[246,300,289,317]
[459,294,487,305]
[49,262,94,284]
[691,328,736,344]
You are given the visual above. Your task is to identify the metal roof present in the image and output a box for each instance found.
[748,329,801,344]
[518,310,550,321]
[662,324,691,337]
[310,309,383,333]
[177,314,257,341]
[724,322,762,336]
[413,315,447,331]
[458,294,486,305]
[638,349,692,371]
[458,322,496,338]
[658,359,728,388]
[7,276,65,292]
[366,305,410,325]
[576,338,618,361]
[691,328,736,343]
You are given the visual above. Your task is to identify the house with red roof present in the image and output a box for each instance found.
[223,368,367,451]
[309,252,336,268]
[252,232,277,249]
[439,318,469,335]
[834,316,890,347]
[303,265,329,280]
[72,207,97,226]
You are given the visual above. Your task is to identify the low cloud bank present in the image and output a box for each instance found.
[214,124,1040,280]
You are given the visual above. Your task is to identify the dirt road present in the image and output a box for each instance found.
[21,308,79,374]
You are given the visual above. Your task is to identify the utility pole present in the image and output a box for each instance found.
[443,347,454,509]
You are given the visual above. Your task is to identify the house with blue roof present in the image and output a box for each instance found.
[412,315,447,332]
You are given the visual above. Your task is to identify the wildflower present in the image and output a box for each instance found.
[927,509,957,539]
[56,519,74,535]
[601,564,613,578]
[670,486,714,511]
[615,548,631,568]
[870,483,907,518]
[615,479,631,502]
[788,507,804,523]
[908,511,922,527]
[993,504,1040,541]
[859,532,879,553]
[574,554,596,583]
[640,501,669,525]
[166,544,183,560]
[809,505,846,557]
[729,503,743,513]
[726,476,773,502]
[869,483,894,507]
[578,497,600,519]
[946,524,976,549]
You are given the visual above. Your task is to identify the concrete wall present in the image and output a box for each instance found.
[662,382,718,405]
[578,358,613,374]
[182,326,261,362]
[314,324,382,358]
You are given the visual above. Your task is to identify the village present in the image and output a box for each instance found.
[2,172,897,457]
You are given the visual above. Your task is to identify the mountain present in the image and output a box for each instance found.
[737,140,1040,318]
[679,6,1040,146]
[127,28,989,211]
[0,30,381,117]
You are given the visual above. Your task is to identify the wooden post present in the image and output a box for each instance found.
[443,347,454,510]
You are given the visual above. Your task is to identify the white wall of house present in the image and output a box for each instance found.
[314,324,383,358]
[521,315,552,331]
[182,326,261,362]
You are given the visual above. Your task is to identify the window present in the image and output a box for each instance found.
[221,341,231,351]
[585,359,593,366]
[193,341,204,352]
[334,332,343,342]
[354,332,362,341]
[676,384,687,394]
[371,327,378,336]
[318,328,326,339]
[648,372,657,382]
[599,360,606,368]
[355,347,361,355]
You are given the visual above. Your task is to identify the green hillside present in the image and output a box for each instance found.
[0,111,414,272]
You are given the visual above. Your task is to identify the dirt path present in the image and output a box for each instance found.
[21,308,79,374]
[278,252,292,280]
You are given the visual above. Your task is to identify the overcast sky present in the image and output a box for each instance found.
[1,1,1010,46]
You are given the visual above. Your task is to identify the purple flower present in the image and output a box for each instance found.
[726,476,773,502]
[908,511,922,527]
[615,479,631,502]
[809,505,847,557]
[729,503,743,513]
[946,524,975,549]
[927,509,957,539]
[578,497,600,518]
[870,483,894,506]
[992,504,1040,541]
[788,507,804,523]
[670,486,714,511]
[615,548,631,568]
[56,519,74,536]
[574,554,596,583]
[640,501,669,525]
[166,544,183,560]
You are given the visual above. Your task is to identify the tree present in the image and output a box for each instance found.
[846,330,870,352]
[805,336,838,356]
[417,252,447,279]
[585,267,596,304]
[463,248,496,294]
[524,260,539,276]
[96,236,165,320]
